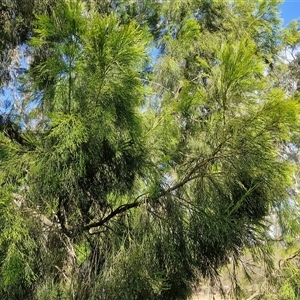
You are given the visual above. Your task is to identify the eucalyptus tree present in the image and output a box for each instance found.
[0,0,299,299]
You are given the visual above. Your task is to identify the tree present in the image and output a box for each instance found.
[0,0,299,299]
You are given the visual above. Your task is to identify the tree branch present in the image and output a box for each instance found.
[83,200,142,231]
[166,142,224,193]
[83,143,225,231]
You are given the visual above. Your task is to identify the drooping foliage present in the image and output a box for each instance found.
[0,0,300,299]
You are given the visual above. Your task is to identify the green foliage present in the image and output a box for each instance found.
[0,188,37,299]
[282,20,300,48]
[0,0,300,299]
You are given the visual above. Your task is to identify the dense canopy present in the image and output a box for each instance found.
[1,0,300,299]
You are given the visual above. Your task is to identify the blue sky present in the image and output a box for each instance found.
[280,0,300,25]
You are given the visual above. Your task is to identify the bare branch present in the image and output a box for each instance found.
[83,200,143,231]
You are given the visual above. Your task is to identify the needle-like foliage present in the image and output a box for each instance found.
[0,1,299,299]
